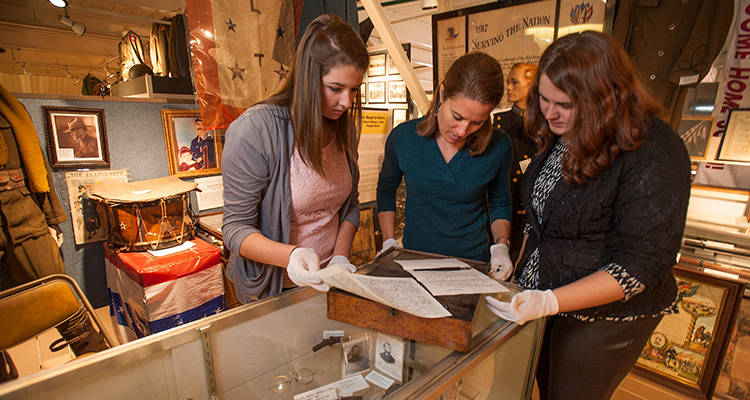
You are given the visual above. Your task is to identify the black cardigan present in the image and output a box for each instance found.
[519,117,691,319]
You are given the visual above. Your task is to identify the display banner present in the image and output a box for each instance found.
[713,0,750,139]
[185,0,298,130]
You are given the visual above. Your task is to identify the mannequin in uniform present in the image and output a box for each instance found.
[492,63,537,267]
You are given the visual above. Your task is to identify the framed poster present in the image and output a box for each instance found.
[388,81,407,103]
[718,109,750,162]
[715,293,750,400]
[42,106,110,168]
[161,109,222,178]
[360,82,367,104]
[433,0,558,89]
[635,265,744,399]
[367,81,386,104]
[65,169,129,245]
[679,116,715,160]
[368,53,386,77]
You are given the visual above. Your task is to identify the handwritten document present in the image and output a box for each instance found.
[394,258,471,270]
[318,265,451,319]
[408,267,509,296]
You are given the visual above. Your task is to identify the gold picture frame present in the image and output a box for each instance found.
[161,109,222,178]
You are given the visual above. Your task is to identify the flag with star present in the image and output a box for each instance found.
[185,0,300,130]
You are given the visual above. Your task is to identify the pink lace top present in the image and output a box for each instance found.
[289,140,352,265]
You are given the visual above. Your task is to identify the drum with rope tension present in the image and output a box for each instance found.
[89,176,198,252]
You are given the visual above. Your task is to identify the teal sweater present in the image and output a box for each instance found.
[376,118,512,262]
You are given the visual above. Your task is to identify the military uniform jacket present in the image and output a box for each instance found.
[0,114,68,244]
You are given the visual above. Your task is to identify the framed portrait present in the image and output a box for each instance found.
[42,106,110,168]
[342,334,371,377]
[368,81,386,104]
[375,333,404,382]
[718,109,750,162]
[679,116,715,160]
[634,265,744,399]
[161,109,222,178]
[360,82,367,104]
[368,53,386,77]
[387,81,408,104]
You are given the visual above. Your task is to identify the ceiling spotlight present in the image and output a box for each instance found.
[21,63,31,77]
[64,66,74,79]
[58,12,86,36]
[49,0,68,7]
[422,0,438,10]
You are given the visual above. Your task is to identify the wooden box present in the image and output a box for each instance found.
[326,248,488,352]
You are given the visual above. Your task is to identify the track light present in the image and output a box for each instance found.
[422,0,437,10]
[49,0,68,7]
[21,63,31,77]
[58,10,86,36]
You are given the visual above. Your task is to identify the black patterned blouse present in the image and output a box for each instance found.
[518,138,678,322]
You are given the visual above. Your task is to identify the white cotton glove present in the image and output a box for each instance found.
[485,289,559,325]
[329,255,357,273]
[488,243,513,281]
[288,247,329,291]
[377,238,402,256]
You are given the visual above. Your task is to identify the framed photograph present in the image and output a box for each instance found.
[368,53,386,77]
[360,82,367,104]
[367,81,386,104]
[387,81,407,104]
[718,109,750,162]
[634,265,744,399]
[161,109,222,178]
[715,292,750,400]
[342,335,371,377]
[679,116,715,160]
[375,333,404,382]
[42,106,110,168]
[392,109,408,129]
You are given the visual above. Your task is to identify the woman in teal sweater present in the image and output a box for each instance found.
[376,52,513,278]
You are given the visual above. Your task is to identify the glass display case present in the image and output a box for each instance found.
[0,282,543,400]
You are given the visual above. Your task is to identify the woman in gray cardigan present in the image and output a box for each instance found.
[486,31,691,399]
[222,14,369,302]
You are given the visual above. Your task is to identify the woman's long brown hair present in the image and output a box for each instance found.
[526,31,664,186]
[262,14,369,175]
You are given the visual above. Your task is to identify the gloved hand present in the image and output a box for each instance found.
[488,243,513,281]
[329,255,357,273]
[377,238,402,256]
[287,247,329,291]
[485,289,559,325]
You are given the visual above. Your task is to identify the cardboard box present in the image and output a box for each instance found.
[105,238,225,343]
[327,248,487,352]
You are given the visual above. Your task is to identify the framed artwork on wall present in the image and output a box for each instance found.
[715,292,750,400]
[678,116,715,160]
[367,81,386,104]
[368,53,386,77]
[634,265,744,399]
[360,82,367,104]
[718,109,750,162]
[42,106,110,168]
[161,109,222,178]
[388,81,407,103]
